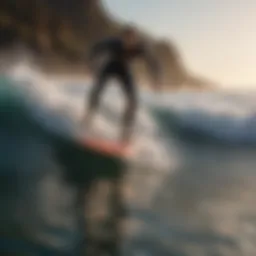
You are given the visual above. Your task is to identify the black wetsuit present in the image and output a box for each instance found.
[87,37,160,141]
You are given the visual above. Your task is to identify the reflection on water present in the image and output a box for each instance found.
[123,145,256,256]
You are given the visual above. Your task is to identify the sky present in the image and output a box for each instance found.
[103,0,256,89]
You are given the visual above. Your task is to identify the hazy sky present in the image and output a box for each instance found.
[103,0,256,88]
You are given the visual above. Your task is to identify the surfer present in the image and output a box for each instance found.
[82,25,161,145]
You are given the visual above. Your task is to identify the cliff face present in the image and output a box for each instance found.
[0,0,214,89]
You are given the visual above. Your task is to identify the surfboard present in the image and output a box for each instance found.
[80,137,131,158]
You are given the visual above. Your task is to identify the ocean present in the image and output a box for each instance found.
[1,63,256,255]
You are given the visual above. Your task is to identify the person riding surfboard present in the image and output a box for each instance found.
[82,24,162,146]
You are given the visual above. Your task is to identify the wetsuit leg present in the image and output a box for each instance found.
[83,64,112,126]
[116,67,137,143]
[87,68,109,113]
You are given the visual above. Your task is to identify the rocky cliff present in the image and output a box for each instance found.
[0,0,214,89]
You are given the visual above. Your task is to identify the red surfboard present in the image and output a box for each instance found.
[80,137,131,158]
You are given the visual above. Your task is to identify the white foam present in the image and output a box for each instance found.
[153,91,256,144]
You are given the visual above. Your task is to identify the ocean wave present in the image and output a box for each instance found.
[152,104,256,146]
[0,75,131,254]
[8,61,256,148]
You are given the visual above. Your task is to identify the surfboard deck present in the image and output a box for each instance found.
[80,137,131,158]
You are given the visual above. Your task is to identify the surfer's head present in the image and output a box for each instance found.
[121,24,140,48]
